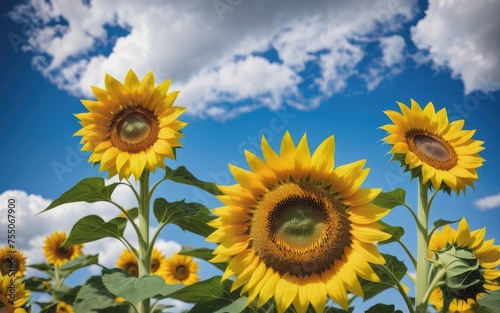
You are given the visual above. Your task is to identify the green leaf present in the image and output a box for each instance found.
[23,276,52,292]
[39,302,59,313]
[365,304,403,313]
[101,268,183,305]
[59,254,99,277]
[27,262,53,275]
[63,215,127,246]
[371,188,406,209]
[379,221,405,245]
[42,177,119,212]
[73,276,123,312]
[153,198,216,237]
[478,290,500,313]
[429,218,461,239]
[213,297,248,313]
[361,254,407,300]
[179,245,227,272]
[164,165,222,195]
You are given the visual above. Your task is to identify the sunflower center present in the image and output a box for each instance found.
[110,106,160,153]
[0,294,14,313]
[151,259,160,273]
[175,265,188,280]
[406,130,457,170]
[251,182,351,277]
[126,264,139,277]
[1,258,18,276]
[57,246,74,258]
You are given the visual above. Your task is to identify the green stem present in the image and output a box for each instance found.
[416,176,430,313]
[380,264,415,313]
[53,265,61,302]
[423,267,446,308]
[395,237,417,268]
[137,170,151,313]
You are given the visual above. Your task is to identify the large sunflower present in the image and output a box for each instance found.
[380,99,484,194]
[0,275,30,312]
[75,69,187,181]
[43,231,83,267]
[160,253,199,285]
[56,301,74,313]
[428,218,500,312]
[116,248,166,277]
[0,246,27,277]
[206,132,391,312]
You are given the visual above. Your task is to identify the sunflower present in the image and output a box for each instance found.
[116,248,166,277]
[56,301,74,313]
[43,231,83,267]
[380,99,484,194]
[160,253,199,285]
[0,246,27,277]
[206,132,391,313]
[75,69,187,181]
[0,275,30,311]
[428,218,500,312]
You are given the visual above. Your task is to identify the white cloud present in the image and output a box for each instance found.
[411,0,500,94]
[8,0,417,119]
[473,193,500,211]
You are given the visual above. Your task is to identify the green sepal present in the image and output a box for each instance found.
[42,177,119,213]
[101,268,183,305]
[153,198,215,237]
[63,215,127,246]
[164,165,222,195]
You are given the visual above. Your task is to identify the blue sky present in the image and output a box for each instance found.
[1,0,500,312]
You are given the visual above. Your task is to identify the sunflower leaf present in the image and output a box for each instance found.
[59,254,99,277]
[74,275,125,312]
[378,221,405,245]
[153,198,216,237]
[360,254,407,300]
[477,290,500,313]
[371,188,406,209]
[101,268,183,305]
[39,302,59,313]
[164,165,222,195]
[42,177,120,213]
[63,215,127,246]
[365,303,403,313]
[428,218,461,239]
[179,245,227,272]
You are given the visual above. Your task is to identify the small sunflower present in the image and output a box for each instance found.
[380,99,484,194]
[0,246,27,277]
[75,69,187,181]
[116,248,166,277]
[207,132,391,312]
[428,218,500,312]
[56,301,74,313]
[0,275,30,311]
[160,253,199,285]
[43,231,83,267]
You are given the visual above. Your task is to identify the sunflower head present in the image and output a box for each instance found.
[207,132,390,312]
[0,246,27,278]
[429,218,500,312]
[56,301,74,313]
[116,248,165,277]
[43,231,83,267]
[380,99,485,194]
[75,69,187,181]
[1,275,30,310]
[159,253,199,285]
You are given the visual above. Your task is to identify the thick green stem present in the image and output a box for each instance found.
[137,170,151,313]
[416,177,430,313]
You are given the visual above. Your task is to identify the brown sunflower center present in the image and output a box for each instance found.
[251,182,351,277]
[0,294,15,313]
[151,259,160,273]
[125,263,139,277]
[57,246,74,259]
[110,106,159,153]
[175,265,188,280]
[1,257,18,276]
[406,130,457,170]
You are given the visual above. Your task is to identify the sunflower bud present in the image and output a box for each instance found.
[433,245,486,310]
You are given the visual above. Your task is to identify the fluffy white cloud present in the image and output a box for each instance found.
[9,0,417,119]
[411,0,500,94]
[473,193,500,211]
